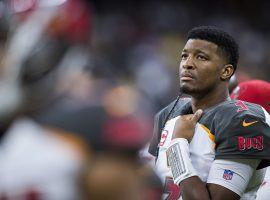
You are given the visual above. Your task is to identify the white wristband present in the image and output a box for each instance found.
[166,138,197,185]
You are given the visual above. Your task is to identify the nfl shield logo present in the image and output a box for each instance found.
[223,170,234,180]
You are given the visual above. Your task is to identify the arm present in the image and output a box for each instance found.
[180,177,240,200]
[180,176,211,200]
[167,138,242,200]
[168,110,258,200]
[168,139,258,200]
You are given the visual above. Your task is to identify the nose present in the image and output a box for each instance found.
[180,56,195,70]
[181,57,195,70]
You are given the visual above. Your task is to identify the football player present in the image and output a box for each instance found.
[149,26,270,200]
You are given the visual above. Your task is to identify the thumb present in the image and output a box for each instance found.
[192,109,203,122]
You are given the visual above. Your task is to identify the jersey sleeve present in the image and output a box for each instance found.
[207,159,260,196]
[148,98,189,157]
[214,104,270,169]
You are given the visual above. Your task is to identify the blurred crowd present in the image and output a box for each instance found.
[0,0,269,199]
[90,0,270,110]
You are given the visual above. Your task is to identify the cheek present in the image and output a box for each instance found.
[198,69,219,85]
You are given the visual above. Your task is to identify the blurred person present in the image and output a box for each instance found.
[230,80,270,200]
[82,153,143,200]
[0,1,162,199]
[148,26,270,200]
[91,84,163,200]
[40,82,163,199]
[230,80,270,113]
[82,152,162,200]
[0,0,94,199]
[4,1,162,198]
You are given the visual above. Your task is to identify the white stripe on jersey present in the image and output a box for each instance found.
[262,107,270,126]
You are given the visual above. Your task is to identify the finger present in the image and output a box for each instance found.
[181,114,193,120]
[192,109,203,122]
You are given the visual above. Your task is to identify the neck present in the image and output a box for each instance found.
[191,85,230,113]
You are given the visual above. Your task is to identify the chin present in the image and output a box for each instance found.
[180,85,194,95]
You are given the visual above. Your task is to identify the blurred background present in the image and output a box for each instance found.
[89,0,270,112]
[0,0,270,199]
[1,0,269,132]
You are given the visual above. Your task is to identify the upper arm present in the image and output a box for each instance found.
[206,159,260,200]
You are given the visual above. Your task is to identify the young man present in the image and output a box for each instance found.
[149,26,270,200]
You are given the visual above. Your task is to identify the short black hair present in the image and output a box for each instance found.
[187,26,239,71]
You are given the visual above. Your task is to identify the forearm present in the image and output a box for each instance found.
[166,138,239,200]
[180,176,210,200]
[179,176,240,200]
[167,138,210,199]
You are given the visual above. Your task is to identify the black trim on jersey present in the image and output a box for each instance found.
[148,98,192,157]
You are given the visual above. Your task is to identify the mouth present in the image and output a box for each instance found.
[180,73,194,81]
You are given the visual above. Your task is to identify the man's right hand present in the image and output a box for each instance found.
[172,109,203,142]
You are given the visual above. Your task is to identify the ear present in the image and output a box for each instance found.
[220,64,234,81]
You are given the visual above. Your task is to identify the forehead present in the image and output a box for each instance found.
[183,39,219,54]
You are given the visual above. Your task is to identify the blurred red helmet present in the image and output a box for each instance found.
[230,80,270,112]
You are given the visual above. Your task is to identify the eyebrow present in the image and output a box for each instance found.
[181,49,209,55]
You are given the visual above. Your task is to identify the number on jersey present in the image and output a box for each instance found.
[235,100,249,112]
[164,177,181,200]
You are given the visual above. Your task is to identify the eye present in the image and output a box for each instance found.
[181,53,188,60]
[197,54,207,61]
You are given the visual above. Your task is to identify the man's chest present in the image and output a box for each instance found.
[155,116,215,199]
